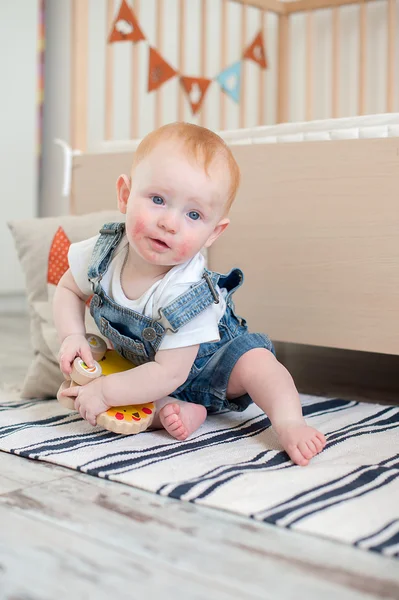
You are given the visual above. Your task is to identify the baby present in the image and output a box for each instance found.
[53,122,326,466]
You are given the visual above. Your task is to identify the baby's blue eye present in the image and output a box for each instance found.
[152,195,164,205]
[188,211,200,221]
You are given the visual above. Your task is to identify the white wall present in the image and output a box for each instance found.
[0,0,39,307]
[40,0,71,218]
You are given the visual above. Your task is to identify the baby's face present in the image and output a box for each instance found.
[118,140,230,266]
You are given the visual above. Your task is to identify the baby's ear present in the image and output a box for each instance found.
[204,218,230,249]
[116,175,131,213]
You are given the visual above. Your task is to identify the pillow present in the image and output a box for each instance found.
[8,211,122,399]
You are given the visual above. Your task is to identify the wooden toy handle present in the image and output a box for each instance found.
[71,357,102,386]
[85,333,107,361]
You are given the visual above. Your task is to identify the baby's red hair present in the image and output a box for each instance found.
[132,122,240,212]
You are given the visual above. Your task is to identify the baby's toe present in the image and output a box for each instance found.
[306,440,318,455]
[175,426,188,440]
[298,440,314,461]
[162,403,180,419]
[313,436,324,453]
[166,414,179,426]
[287,444,309,466]
[168,420,183,433]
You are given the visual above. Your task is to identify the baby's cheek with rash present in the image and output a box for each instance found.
[132,218,146,238]
[173,240,195,262]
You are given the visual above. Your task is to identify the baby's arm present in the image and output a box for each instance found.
[61,344,199,425]
[53,268,94,375]
[103,344,199,405]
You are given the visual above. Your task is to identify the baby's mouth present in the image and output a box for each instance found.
[149,237,170,249]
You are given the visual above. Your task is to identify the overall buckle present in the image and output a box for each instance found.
[203,272,219,304]
[90,275,102,293]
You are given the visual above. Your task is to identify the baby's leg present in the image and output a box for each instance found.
[152,397,207,441]
[227,349,326,466]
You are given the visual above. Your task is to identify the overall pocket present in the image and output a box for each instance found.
[223,301,247,336]
[100,317,150,364]
[189,324,230,376]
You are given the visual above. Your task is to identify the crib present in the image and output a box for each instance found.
[64,1,399,360]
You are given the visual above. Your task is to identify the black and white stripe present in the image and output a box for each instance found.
[355,520,399,558]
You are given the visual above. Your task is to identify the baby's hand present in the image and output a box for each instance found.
[61,377,109,426]
[58,334,94,377]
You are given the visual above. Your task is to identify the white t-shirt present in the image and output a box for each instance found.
[68,234,226,351]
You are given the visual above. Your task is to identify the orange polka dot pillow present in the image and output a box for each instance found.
[8,211,121,398]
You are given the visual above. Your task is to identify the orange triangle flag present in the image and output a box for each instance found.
[148,47,177,92]
[180,77,212,115]
[243,31,268,69]
[47,227,71,286]
[108,0,146,44]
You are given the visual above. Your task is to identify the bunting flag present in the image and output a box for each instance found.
[148,47,178,92]
[215,61,242,104]
[108,0,146,43]
[243,31,267,69]
[180,77,212,115]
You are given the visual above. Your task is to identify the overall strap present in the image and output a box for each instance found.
[158,268,243,332]
[88,222,126,294]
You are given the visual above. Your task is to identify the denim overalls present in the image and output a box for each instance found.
[89,223,275,412]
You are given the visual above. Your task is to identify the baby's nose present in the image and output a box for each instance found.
[159,212,179,233]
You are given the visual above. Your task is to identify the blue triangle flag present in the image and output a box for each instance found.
[215,61,242,103]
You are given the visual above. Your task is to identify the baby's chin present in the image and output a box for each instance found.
[131,238,198,267]
[137,248,188,268]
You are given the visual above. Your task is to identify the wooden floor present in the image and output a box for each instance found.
[1,315,398,600]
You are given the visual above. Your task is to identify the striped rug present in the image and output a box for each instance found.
[0,390,398,558]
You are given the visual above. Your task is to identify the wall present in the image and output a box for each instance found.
[0,0,39,309]
[40,0,72,218]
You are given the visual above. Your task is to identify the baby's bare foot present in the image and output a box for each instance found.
[276,422,326,466]
[159,401,207,441]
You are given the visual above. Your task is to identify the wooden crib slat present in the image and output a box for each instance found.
[131,0,140,139]
[178,0,186,121]
[240,3,248,128]
[200,0,207,126]
[105,0,114,141]
[331,7,340,118]
[220,0,228,131]
[306,12,313,121]
[358,0,367,115]
[258,9,267,125]
[71,0,89,153]
[155,0,163,129]
[387,0,396,112]
[277,14,289,123]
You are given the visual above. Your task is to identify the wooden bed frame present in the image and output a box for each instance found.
[73,135,399,356]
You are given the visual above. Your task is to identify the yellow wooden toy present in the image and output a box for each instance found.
[57,334,155,435]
